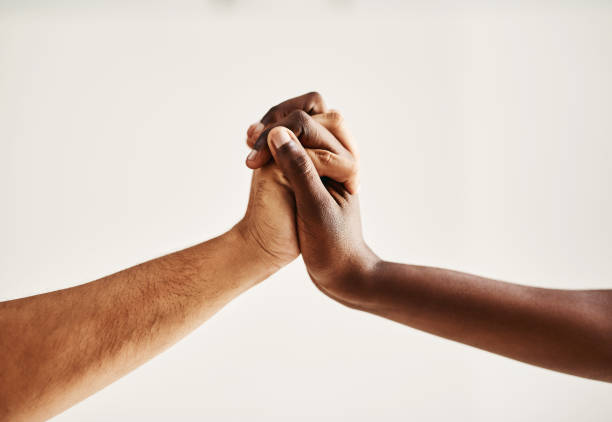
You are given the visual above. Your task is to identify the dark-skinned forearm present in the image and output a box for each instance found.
[353,261,612,382]
[262,121,612,383]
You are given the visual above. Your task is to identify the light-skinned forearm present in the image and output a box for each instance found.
[351,262,612,382]
[0,224,275,421]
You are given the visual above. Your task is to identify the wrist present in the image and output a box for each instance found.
[310,244,382,309]
[349,254,384,310]
[154,227,281,308]
[229,220,286,280]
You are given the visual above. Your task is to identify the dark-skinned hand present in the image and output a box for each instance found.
[264,126,378,306]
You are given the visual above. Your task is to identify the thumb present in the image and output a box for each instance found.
[267,126,331,209]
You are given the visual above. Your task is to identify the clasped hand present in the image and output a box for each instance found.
[237,92,379,308]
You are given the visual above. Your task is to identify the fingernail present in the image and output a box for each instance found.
[247,122,264,138]
[247,149,258,161]
[270,129,292,150]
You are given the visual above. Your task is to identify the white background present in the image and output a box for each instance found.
[1,1,611,420]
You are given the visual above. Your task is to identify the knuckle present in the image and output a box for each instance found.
[315,149,334,166]
[291,151,314,176]
[289,108,310,122]
[307,91,323,103]
[305,91,325,114]
[288,109,312,133]
[326,110,344,127]
[263,105,283,123]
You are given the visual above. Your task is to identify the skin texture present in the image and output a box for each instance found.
[266,124,612,383]
[0,228,274,422]
[0,93,358,421]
